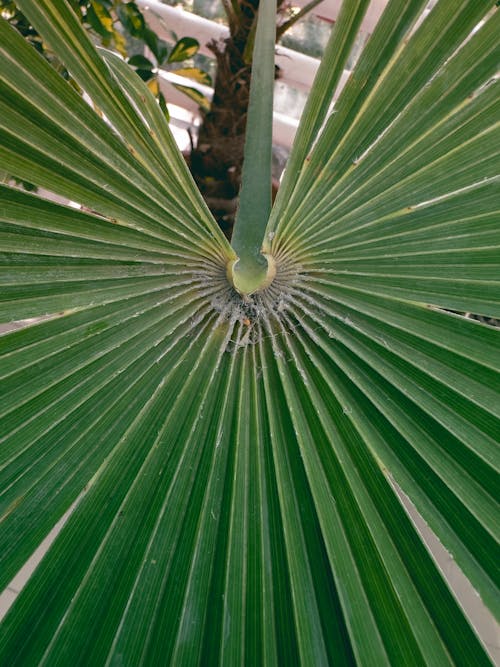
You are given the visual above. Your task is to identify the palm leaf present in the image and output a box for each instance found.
[1,0,499,664]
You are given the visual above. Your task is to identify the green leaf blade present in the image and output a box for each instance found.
[1,0,498,663]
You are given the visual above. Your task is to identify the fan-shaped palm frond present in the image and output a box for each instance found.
[0,0,499,664]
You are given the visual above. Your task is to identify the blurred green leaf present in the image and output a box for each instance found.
[143,26,169,64]
[136,67,155,82]
[85,5,111,38]
[115,1,145,38]
[172,82,211,111]
[89,0,113,34]
[127,54,154,69]
[173,66,212,86]
[168,36,200,63]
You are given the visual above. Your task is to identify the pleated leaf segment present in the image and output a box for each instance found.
[0,0,499,664]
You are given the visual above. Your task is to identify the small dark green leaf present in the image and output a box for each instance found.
[168,37,199,63]
[127,54,154,69]
[90,1,113,32]
[116,1,145,39]
[157,42,169,65]
[142,27,169,64]
[142,26,159,61]
[85,4,112,39]
[135,68,154,82]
